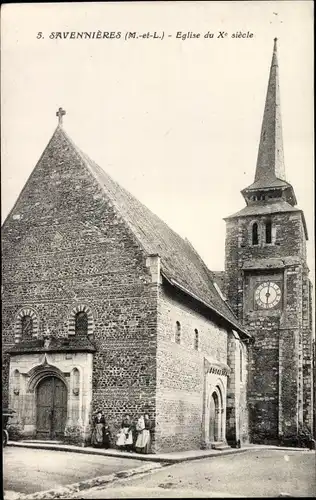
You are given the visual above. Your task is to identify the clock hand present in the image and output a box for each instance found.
[266,282,270,306]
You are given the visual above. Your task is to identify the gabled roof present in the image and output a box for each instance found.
[60,127,248,336]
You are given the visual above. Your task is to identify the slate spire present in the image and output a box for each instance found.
[241,38,296,206]
[254,38,286,184]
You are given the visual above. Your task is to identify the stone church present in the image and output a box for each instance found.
[2,39,314,452]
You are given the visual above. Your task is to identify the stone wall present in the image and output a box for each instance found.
[302,274,314,432]
[226,332,249,445]
[224,209,312,442]
[225,212,307,319]
[155,281,229,452]
[1,127,158,443]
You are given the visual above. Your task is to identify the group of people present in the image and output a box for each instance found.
[91,411,152,454]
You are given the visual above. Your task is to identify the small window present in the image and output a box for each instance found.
[75,311,88,335]
[252,222,259,246]
[265,220,272,244]
[21,315,33,339]
[240,348,243,382]
[175,321,181,344]
[194,329,199,350]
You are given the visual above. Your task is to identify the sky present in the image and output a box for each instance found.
[1,1,314,278]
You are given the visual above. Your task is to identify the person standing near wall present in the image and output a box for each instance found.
[91,410,105,448]
[103,418,112,449]
[135,413,151,454]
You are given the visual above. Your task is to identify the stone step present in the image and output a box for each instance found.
[210,441,231,451]
[22,439,63,445]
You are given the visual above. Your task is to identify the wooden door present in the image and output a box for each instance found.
[209,392,219,442]
[52,378,68,438]
[36,377,67,439]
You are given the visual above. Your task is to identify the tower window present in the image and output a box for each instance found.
[194,329,199,350]
[240,347,243,382]
[75,311,88,335]
[252,222,259,246]
[265,220,272,244]
[175,321,181,344]
[21,315,33,339]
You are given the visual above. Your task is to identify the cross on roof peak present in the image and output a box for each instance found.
[56,107,66,126]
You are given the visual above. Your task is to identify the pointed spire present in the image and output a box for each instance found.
[254,37,286,184]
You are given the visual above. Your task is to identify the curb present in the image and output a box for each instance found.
[7,441,160,463]
[7,441,310,464]
[7,441,251,463]
[4,462,166,500]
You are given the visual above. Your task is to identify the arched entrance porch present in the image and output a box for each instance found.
[202,359,229,448]
[209,386,224,442]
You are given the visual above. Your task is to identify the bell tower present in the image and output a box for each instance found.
[224,39,314,443]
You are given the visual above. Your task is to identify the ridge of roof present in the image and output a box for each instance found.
[58,127,247,335]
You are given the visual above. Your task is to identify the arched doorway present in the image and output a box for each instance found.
[209,386,223,442]
[36,376,67,440]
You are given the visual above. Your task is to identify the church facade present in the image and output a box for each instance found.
[2,39,314,452]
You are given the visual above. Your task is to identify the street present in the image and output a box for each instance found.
[3,447,143,495]
[3,447,315,498]
[75,449,315,498]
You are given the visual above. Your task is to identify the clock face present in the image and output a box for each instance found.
[254,281,282,309]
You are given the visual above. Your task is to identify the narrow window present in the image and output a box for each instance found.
[252,222,259,246]
[240,348,243,382]
[75,311,88,335]
[13,369,20,395]
[194,329,199,350]
[21,315,33,339]
[265,220,272,244]
[175,321,181,344]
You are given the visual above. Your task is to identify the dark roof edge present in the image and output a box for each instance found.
[8,346,96,355]
[223,207,297,221]
[301,212,309,241]
[161,271,251,339]
[241,177,292,192]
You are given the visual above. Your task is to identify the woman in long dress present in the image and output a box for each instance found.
[116,414,134,451]
[135,413,151,454]
[103,420,112,449]
[91,411,105,448]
